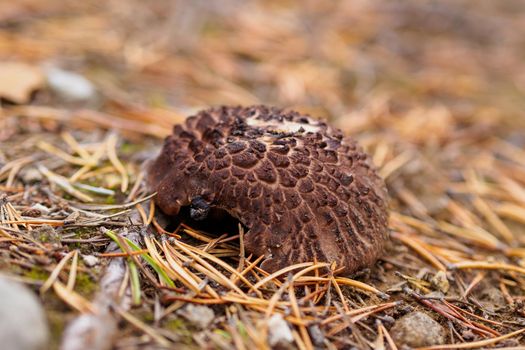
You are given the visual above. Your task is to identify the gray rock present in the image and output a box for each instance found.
[177,304,214,329]
[307,324,325,347]
[22,203,50,217]
[390,311,445,348]
[0,275,50,350]
[19,167,43,183]
[60,309,116,350]
[30,203,51,215]
[81,254,99,267]
[267,314,293,348]
[478,286,506,312]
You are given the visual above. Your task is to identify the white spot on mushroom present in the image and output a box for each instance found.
[246,116,321,134]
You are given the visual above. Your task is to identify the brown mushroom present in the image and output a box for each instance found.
[146,106,389,274]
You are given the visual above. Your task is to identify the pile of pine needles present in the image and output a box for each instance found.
[2,106,525,348]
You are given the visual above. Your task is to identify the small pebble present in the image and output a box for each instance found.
[478,286,506,312]
[30,203,51,215]
[20,167,43,183]
[308,324,325,347]
[45,67,96,102]
[267,314,293,347]
[390,311,446,347]
[82,255,99,267]
[461,329,475,341]
[378,315,395,326]
[0,276,50,350]
[177,304,214,329]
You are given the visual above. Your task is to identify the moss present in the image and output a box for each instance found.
[164,318,194,344]
[72,227,98,240]
[25,268,96,297]
[25,266,49,281]
[31,225,60,244]
[47,310,67,350]
[61,193,74,201]
[120,142,143,155]
[164,318,187,332]
[75,273,97,297]
[143,311,155,323]
[130,308,155,324]
[64,228,100,252]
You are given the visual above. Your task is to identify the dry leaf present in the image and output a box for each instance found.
[0,62,44,103]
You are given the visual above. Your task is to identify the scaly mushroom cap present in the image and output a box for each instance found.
[147,106,389,274]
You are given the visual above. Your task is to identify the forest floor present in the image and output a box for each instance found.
[1,1,525,349]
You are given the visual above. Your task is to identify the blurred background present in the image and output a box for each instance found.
[2,0,525,133]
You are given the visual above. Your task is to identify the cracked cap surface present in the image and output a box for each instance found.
[147,105,389,274]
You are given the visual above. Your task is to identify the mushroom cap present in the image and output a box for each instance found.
[147,106,389,274]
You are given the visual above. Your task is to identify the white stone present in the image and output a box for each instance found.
[82,254,99,267]
[45,67,95,102]
[177,304,215,329]
[391,311,445,347]
[267,313,293,347]
[0,275,50,350]
[31,203,51,215]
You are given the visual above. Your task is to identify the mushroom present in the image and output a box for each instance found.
[146,106,389,274]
